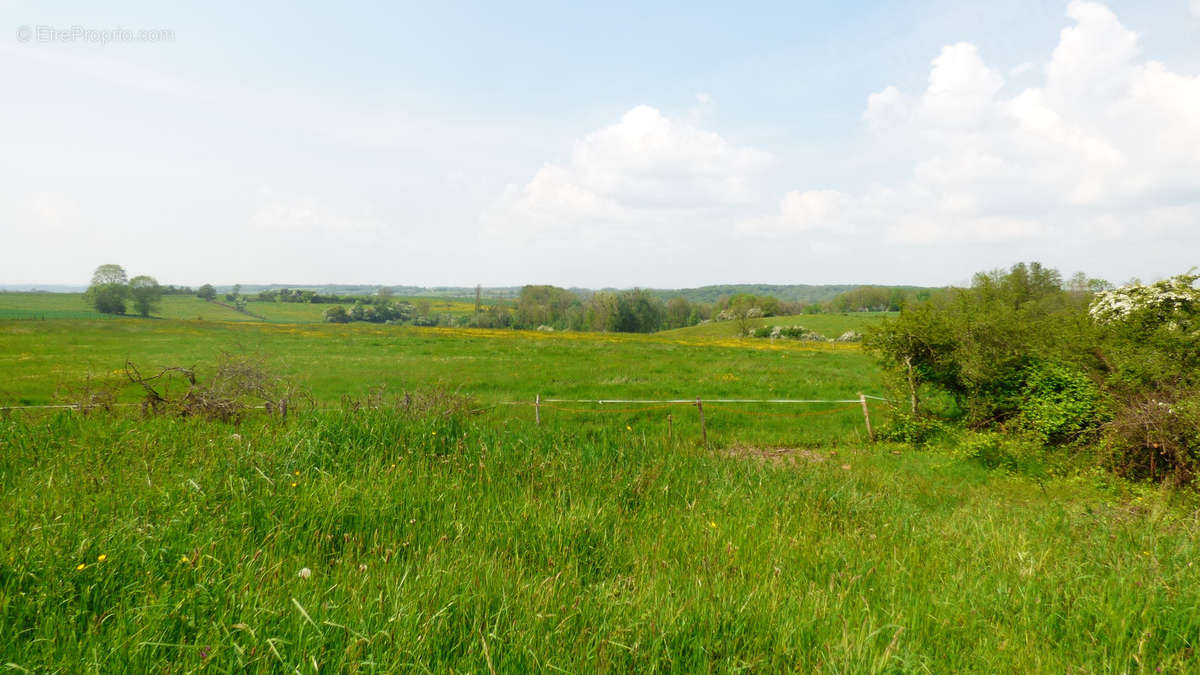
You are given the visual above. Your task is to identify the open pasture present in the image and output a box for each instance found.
[660,312,896,340]
[2,316,1199,672]
[0,292,478,325]
[0,319,878,447]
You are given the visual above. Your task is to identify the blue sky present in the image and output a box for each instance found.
[2,1,1199,287]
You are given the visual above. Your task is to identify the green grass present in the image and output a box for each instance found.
[0,293,255,322]
[3,316,1200,670]
[660,312,896,339]
[2,409,1199,671]
[0,320,880,446]
[0,292,481,324]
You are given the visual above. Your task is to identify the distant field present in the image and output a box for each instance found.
[0,293,256,322]
[659,312,896,339]
[0,292,478,324]
[0,319,879,446]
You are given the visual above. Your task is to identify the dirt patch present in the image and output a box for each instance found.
[723,445,846,467]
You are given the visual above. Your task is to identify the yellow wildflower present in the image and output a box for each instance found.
[76,563,86,571]
[97,554,107,562]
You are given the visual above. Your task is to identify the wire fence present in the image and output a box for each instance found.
[1,392,890,442]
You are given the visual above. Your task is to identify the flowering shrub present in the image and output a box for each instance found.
[1089,273,1199,329]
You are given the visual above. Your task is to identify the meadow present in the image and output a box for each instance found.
[0,293,477,324]
[660,312,897,340]
[2,307,1200,671]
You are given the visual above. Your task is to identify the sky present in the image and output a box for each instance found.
[2,0,1198,288]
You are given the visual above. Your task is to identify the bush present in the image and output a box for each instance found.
[878,411,945,445]
[1101,390,1200,484]
[1015,361,1103,445]
[954,431,1043,473]
[323,305,350,323]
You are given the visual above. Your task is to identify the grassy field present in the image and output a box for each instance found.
[3,405,1200,671]
[0,293,255,322]
[0,292,477,324]
[0,320,876,447]
[3,314,1200,670]
[661,312,896,339]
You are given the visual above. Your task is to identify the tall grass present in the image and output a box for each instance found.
[2,408,1199,671]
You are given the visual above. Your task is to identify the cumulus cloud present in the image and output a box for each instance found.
[737,189,850,235]
[757,1,1200,245]
[481,105,771,242]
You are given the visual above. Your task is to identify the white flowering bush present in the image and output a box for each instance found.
[1089,273,1199,328]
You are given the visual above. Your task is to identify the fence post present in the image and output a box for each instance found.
[858,393,874,442]
[535,394,541,426]
[696,397,707,449]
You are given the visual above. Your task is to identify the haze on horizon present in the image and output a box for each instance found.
[2,1,1198,289]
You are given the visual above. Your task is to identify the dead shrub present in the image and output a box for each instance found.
[1101,389,1200,485]
[126,352,309,422]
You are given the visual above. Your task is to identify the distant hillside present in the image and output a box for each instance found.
[645,284,927,304]
[2,283,931,304]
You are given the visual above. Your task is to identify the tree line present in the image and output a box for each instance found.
[83,263,926,333]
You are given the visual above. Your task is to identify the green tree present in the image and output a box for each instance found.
[323,305,350,323]
[665,296,693,329]
[128,275,163,317]
[84,264,130,315]
[197,284,217,301]
[375,286,394,305]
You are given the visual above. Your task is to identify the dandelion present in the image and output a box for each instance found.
[76,563,86,571]
[431,431,437,436]
[290,481,298,488]
[97,554,107,562]
[293,470,300,476]
[709,521,718,529]
[626,425,632,431]
[298,567,312,579]
[180,555,190,564]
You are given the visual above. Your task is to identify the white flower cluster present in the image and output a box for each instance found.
[1089,273,1199,326]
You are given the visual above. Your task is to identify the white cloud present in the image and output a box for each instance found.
[1192,0,1200,18]
[737,189,849,235]
[757,1,1200,247]
[248,188,384,234]
[481,105,771,241]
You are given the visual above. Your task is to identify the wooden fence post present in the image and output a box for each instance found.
[858,393,874,442]
[535,394,541,426]
[696,397,707,449]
